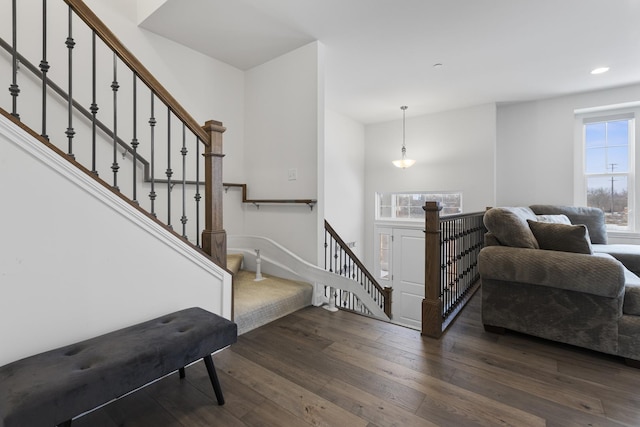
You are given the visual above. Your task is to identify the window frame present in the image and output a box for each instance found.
[375,191,463,222]
[574,105,639,235]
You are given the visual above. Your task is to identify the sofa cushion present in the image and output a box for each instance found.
[622,268,640,315]
[527,220,593,254]
[483,207,539,249]
[530,205,608,244]
[592,244,640,277]
[535,214,571,224]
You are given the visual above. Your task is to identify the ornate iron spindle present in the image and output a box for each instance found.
[90,32,98,174]
[180,123,188,237]
[9,0,19,119]
[195,137,201,246]
[111,53,119,190]
[65,6,75,158]
[166,108,172,228]
[131,74,138,201]
[149,93,157,216]
[40,0,49,139]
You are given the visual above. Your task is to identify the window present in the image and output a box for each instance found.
[576,106,638,233]
[376,191,462,221]
[584,117,632,229]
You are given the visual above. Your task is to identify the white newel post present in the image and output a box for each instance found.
[254,249,265,282]
[323,286,338,312]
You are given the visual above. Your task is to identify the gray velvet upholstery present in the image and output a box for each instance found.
[483,207,539,249]
[593,244,640,277]
[0,307,238,427]
[480,205,640,365]
[530,204,608,244]
[527,220,593,254]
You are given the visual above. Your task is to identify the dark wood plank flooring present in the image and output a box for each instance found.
[73,293,640,426]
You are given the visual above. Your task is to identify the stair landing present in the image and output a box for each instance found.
[231,266,313,335]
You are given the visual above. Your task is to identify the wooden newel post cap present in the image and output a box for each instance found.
[423,201,442,212]
[202,120,226,134]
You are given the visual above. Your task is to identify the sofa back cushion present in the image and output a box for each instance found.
[483,207,539,249]
[529,205,608,244]
[527,220,593,254]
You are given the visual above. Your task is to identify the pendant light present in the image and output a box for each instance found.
[392,105,416,168]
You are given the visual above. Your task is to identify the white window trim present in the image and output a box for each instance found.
[375,191,463,222]
[574,104,639,235]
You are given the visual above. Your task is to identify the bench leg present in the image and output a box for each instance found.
[203,355,225,405]
[179,367,186,378]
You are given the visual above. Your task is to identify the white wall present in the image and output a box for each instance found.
[364,103,497,268]
[0,116,231,366]
[496,83,640,206]
[241,42,324,263]
[325,109,365,259]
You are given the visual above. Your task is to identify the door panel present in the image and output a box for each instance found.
[392,228,425,329]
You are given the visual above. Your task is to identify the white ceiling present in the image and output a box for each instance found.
[139,0,640,124]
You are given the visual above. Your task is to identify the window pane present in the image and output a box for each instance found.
[585,123,606,148]
[607,120,629,146]
[607,146,629,172]
[587,175,628,228]
[585,147,606,173]
[376,191,463,219]
[379,234,391,280]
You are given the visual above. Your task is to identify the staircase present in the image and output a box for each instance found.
[0,0,388,359]
[0,0,231,365]
[228,235,391,322]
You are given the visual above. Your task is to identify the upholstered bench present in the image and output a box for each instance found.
[0,307,237,427]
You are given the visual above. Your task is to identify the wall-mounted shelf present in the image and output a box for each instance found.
[223,183,317,211]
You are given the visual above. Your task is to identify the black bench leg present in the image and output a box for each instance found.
[179,367,186,378]
[203,355,225,405]
[57,420,72,427]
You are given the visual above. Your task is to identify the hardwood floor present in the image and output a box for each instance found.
[73,293,640,426]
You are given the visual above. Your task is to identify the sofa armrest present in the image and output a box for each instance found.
[479,246,625,298]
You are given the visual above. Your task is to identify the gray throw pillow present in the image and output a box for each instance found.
[529,205,608,244]
[483,207,539,249]
[527,220,593,254]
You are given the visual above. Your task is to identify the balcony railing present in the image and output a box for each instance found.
[422,201,485,337]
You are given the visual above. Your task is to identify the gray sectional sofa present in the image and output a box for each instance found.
[479,204,640,366]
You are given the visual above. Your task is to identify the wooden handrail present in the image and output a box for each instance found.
[324,220,392,316]
[225,183,317,208]
[64,0,210,146]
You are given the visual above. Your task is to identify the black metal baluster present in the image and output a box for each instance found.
[149,93,156,216]
[40,0,49,139]
[111,54,119,190]
[329,236,333,273]
[166,108,172,228]
[9,0,19,119]
[324,230,328,270]
[180,123,188,237]
[195,137,201,246]
[90,32,98,174]
[66,6,75,158]
[131,74,138,201]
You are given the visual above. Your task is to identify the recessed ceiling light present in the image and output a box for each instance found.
[591,67,610,75]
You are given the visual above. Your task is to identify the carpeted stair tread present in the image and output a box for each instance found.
[233,270,312,335]
[227,253,243,275]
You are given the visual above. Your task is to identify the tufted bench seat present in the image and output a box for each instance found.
[0,307,237,427]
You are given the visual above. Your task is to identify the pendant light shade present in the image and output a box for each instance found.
[392,105,416,168]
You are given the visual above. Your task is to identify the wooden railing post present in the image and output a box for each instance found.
[201,120,227,267]
[422,201,443,337]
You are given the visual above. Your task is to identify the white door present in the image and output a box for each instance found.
[391,228,425,329]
